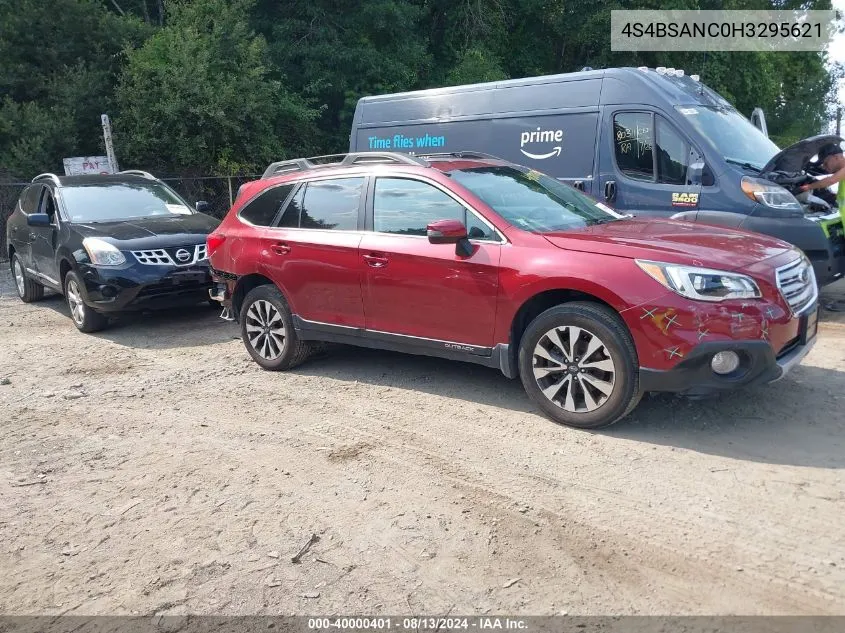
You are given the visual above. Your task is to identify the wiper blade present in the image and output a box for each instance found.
[725,158,762,172]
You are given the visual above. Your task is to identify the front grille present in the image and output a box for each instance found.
[776,257,817,315]
[132,244,208,267]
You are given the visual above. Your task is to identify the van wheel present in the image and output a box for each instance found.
[64,271,109,333]
[11,254,44,303]
[518,302,641,429]
[239,285,313,370]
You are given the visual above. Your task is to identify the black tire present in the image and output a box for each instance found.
[10,254,44,303]
[518,302,641,429]
[64,271,109,333]
[239,284,313,370]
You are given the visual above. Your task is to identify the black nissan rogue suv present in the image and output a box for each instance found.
[5,171,219,332]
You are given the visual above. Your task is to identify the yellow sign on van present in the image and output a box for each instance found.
[671,192,699,207]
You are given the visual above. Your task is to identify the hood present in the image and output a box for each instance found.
[542,218,792,271]
[72,213,220,248]
[761,134,844,174]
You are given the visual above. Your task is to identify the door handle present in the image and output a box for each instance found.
[363,253,389,268]
[270,242,290,255]
[604,180,616,203]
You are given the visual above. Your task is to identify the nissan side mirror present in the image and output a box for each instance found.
[426,219,468,244]
[195,200,211,214]
[26,213,51,227]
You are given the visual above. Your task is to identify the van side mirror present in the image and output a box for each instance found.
[195,200,211,214]
[687,161,704,186]
[427,219,467,244]
[27,213,51,227]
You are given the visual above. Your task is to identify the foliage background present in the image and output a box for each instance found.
[0,0,839,179]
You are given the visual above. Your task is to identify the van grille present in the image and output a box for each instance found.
[775,257,817,315]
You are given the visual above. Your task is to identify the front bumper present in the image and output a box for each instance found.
[78,261,212,312]
[741,213,844,286]
[639,305,818,396]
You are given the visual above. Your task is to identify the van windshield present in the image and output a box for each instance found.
[676,105,779,170]
[448,166,624,232]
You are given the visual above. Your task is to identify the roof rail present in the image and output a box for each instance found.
[261,152,428,179]
[414,151,502,161]
[118,169,156,179]
[32,173,61,185]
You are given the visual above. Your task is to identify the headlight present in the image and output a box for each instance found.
[82,237,126,266]
[636,260,761,302]
[741,176,801,210]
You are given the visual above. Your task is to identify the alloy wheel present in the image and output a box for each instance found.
[12,258,25,297]
[66,279,86,326]
[245,299,286,360]
[532,325,616,413]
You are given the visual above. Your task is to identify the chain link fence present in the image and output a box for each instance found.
[0,175,260,261]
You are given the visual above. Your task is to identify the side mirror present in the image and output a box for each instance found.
[426,219,468,244]
[195,200,211,214]
[27,213,51,227]
[687,161,704,186]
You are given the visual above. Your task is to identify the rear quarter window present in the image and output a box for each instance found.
[239,184,295,226]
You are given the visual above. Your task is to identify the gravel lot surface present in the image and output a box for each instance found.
[1,266,844,615]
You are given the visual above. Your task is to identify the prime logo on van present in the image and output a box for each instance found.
[671,192,699,207]
[519,127,564,160]
[367,133,446,150]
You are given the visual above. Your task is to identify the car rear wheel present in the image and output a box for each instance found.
[240,285,313,371]
[518,302,641,429]
[64,271,109,333]
[11,254,44,303]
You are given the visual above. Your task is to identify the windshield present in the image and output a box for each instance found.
[676,105,779,170]
[60,183,193,223]
[448,166,624,232]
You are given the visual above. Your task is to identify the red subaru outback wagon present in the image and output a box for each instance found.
[207,152,818,428]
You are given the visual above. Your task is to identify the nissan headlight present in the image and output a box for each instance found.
[740,177,801,211]
[82,237,126,266]
[636,260,761,302]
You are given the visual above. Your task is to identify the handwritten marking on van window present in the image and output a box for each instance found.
[367,134,446,150]
[616,124,652,158]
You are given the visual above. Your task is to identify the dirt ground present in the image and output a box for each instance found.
[1,266,844,616]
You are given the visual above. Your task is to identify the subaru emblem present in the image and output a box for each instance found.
[175,248,191,262]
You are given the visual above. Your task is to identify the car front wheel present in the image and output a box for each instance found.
[64,271,109,333]
[11,254,44,303]
[518,302,641,429]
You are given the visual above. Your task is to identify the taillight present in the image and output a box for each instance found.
[206,233,226,257]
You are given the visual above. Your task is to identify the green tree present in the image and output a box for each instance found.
[115,0,317,174]
[257,0,431,152]
[0,0,149,177]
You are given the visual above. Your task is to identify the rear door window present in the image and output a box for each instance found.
[613,112,654,181]
[299,178,364,231]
